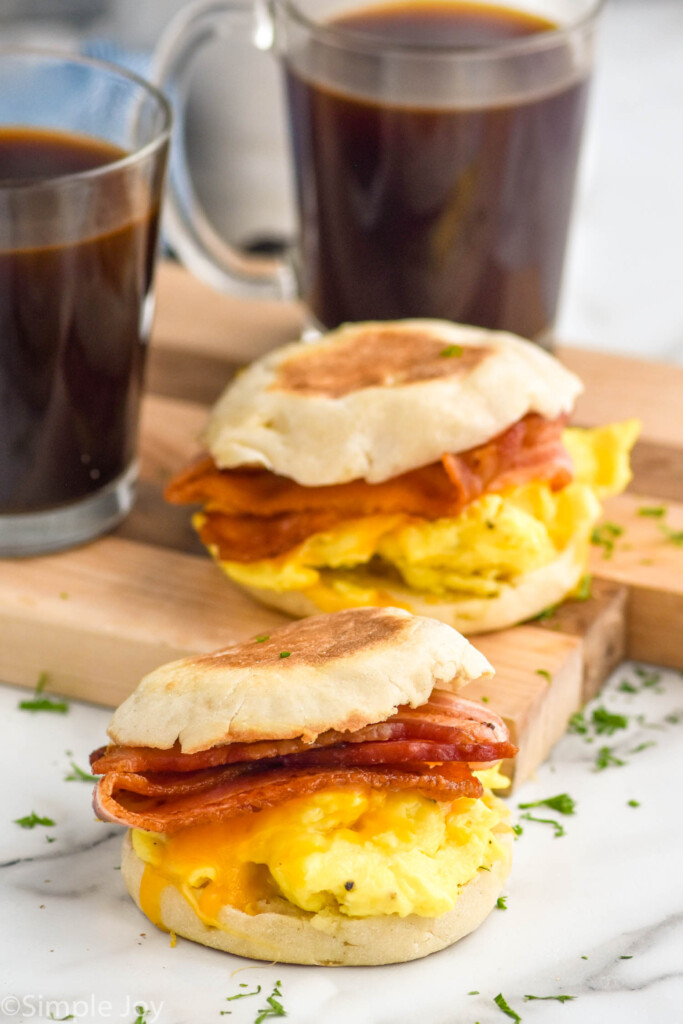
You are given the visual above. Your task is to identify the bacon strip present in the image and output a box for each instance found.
[91,691,513,775]
[166,414,572,562]
[92,691,515,832]
[277,739,517,768]
[92,730,515,777]
[89,724,399,775]
[199,509,350,564]
[442,413,573,500]
[394,692,511,744]
[166,457,464,519]
[94,762,483,833]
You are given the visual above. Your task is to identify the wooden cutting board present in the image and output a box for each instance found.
[3,263,682,787]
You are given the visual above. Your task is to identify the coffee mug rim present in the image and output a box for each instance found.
[0,47,172,193]
[279,0,605,58]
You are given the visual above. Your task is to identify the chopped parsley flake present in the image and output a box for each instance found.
[225,985,261,1002]
[480,696,490,703]
[594,746,626,771]
[279,651,291,659]
[630,741,656,754]
[524,995,576,1004]
[496,896,508,910]
[635,667,662,688]
[574,574,593,601]
[493,993,521,1023]
[627,800,640,807]
[620,955,633,960]
[532,603,558,622]
[659,523,683,546]
[570,698,639,760]
[535,669,552,683]
[468,991,480,995]
[18,671,68,713]
[64,761,97,783]
[46,836,56,843]
[255,980,286,1022]
[49,1014,75,1021]
[255,634,270,643]
[590,522,623,559]
[134,1007,149,1024]
[638,505,666,518]
[591,706,628,736]
[19,697,69,713]
[518,793,576,816]
[512,824,523,837]
[619,680,638,694]
[14,811,55,829]
[568,710,588,735]
[440,344,463,357]
[520,812,565,837]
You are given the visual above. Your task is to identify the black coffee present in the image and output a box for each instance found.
[0,127,160,513]
[286,0,589,338]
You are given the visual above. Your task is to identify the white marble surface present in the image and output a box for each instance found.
[1,660,681,1024]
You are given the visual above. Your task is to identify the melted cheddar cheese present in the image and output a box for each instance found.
[133,769,511,930]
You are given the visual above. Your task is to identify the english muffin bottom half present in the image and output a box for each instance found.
[91,607,516,965]
[166,320,639,634]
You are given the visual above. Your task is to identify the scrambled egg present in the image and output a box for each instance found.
[214,422,639,606]
[133,768,511,928]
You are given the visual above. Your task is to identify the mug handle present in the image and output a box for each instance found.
[153,0,296,300]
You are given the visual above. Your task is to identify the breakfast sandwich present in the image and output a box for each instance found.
[166,319,639,633]
[90,607,517,966]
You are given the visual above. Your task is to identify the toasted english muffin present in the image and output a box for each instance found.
[108,606,493,753]
[205,319,582,486]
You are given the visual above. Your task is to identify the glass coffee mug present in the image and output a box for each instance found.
[156,0,601,341]
[0,51,171,557]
